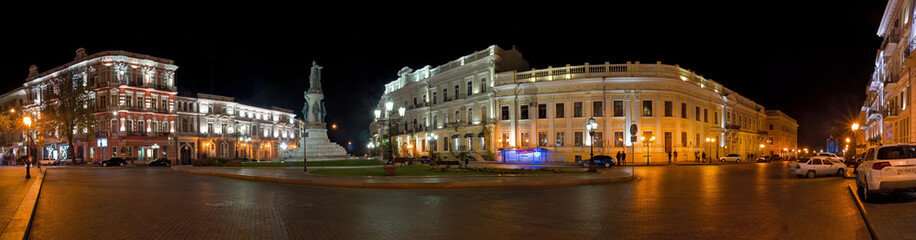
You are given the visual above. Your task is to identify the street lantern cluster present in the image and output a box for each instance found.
[641,135,656,165]
[374,102,405,165]
[705,137,716,162]
[585,117,598,172]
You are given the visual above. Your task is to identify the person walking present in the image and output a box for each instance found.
[621,151,627,165]
[667,151,672,164]
[695,151,699,162]
[702,152,707,163]
[673,151,678,162]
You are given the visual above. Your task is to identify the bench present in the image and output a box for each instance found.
[392,157,416,166]
[435,160,461,168]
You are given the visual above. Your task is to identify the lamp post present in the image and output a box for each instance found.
[641,135,655,165]
[705,137,715,163]
[428,132,438,163]
[23,116,31,179]
[585,117,598,172]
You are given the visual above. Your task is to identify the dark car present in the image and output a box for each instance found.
[147,158,171,166]
[579,155,616,167]
[100,157,127,167]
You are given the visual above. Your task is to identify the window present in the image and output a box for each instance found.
[454,85,459,98]
[714,111,719,124]
[768,137,774,145]
[681,103,687,119]
[126,95,132,107]
[538,104,547,119]
[556,103,565,118]
[467,81,472,95]
[433,92,437,104]
[556,132,565,147]
[696,134,701,147]
[769,124,773,130]
[182,119,188,132]
[100,95,107,108]
[443,89,447,102]
[413,97,417,106]
[520,105,529,120]
[642,100,653,116]
[501,106,509,120]
[593,101,603,117]
[614,131,624,147]
[455,111,460,123]
[538,132,547,147]
[704,109,708,122]
[521,132,530,147]
[664,101,673,117]
[614,101,624,117]
[467,109,473,124]
[480,78,486,93]
[575,132,583,147]
[481,107,487,122]
[682,132,688,147]
[594,132,603,147]
[574,102,583,117]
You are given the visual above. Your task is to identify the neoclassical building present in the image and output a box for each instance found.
[860,0,915,148]
[764,110,798,157]
[373,46,798,164]
[173,93,299,164]
[0,49,300,164]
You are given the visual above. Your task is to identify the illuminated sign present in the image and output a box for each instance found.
[97,138,108,147]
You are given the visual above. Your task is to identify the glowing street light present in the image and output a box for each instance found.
[851,123,860,131]
[374,109,381,119]
[385,102,394,112]
[398,107,405,117]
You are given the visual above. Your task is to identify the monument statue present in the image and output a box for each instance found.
[277,61,352,162]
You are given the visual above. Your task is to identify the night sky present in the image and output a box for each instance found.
[0,1,888,154]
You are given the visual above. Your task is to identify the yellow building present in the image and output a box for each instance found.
[764,110,798,157]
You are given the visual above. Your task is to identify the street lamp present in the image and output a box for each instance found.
[23,116,32,179]
[585,117,598,172]
[428,132,438,161]
[642,135,655,165]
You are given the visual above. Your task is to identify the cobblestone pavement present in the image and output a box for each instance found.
[29,162,869,239]
[0,166,38,233]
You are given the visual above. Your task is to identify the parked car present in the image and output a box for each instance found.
[815,152,844,161]
[38,159,57,166]
[147,158,171,166]
[579,155,616,168]
[856,144,916,202]
[719,154,742,163]
[844,155,860,167]
[756,156,769,162]
[787,156,847,178]
[100,157,127,167]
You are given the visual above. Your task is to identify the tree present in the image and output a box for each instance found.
[41,69,95,163]
[0,113,25,151]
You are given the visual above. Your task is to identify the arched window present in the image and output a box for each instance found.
[455,111,460,123]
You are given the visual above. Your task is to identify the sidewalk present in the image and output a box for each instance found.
[0,166,45,240]
[171,165,633,189]
[846,180,916,240]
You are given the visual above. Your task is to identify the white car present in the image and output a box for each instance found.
[719,154,742,163]
[787,156,847,178]
[856,144,916,202]
[815,152,844,161]
[38,159,56,166]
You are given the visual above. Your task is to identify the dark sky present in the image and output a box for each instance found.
[0,1,888,153]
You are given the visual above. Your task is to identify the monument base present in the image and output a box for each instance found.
[276,128,355,162]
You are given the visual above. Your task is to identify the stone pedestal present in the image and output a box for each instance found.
[277,128,352,162]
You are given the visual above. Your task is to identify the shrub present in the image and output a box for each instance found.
[193,159,213,166]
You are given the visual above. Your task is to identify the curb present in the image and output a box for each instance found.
[0,168,46,240]
[847,185,879,240]
[171,167,633,190]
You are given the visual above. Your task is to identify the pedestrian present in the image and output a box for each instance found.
[621,152,627,165]
[667,151,672,164]
[702,152,707,162]
[674,151,678,162]
[695,151,699,162]
[25,156,31,179]
[616,151,621,165]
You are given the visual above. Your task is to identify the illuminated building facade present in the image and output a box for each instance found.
[2,49,300,164]
[372,46,796,163]
[764,110,798,157]
[863,0,916,147]
[173,93,298,164]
